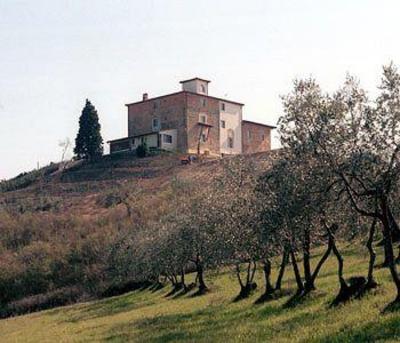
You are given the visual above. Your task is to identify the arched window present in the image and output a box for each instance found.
[228,129,234,149]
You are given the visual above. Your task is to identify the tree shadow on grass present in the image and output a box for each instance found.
[283,290,327,309]
[149,282,165,293]
[53,291,158,323]
[171,283,197,299]
[382,299,400,314]
[189,287,209,298]
[102,307,222,342]
[101,300,295,342]
[254,288,294,305]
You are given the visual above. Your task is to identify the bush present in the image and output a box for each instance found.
[0,286,83,318]
[136,142,148,158]
[96,189,123,208]
[101,280,153,298]
[2,196,61,214]
[0,163,59,193]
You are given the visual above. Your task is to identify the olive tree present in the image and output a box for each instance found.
[279,64,400,306]
[213,157,264,299]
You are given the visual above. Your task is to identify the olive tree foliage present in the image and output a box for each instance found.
[213,157,265,299]
[258,155,343,298]
[279,63,400,305]
[144,177,223,294]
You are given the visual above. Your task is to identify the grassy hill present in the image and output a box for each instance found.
[1,244,400,342]
[2,152,400,342]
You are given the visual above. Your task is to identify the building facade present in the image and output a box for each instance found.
[108,78,275,155]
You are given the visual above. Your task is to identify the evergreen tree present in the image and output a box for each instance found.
[74,99,104,160]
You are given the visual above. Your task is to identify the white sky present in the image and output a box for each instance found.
[1,0,400,179]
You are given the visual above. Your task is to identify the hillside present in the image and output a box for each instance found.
[1,244,400,342]
[0,151,280,320]
[0,151,278,216]
[3,152,400,343]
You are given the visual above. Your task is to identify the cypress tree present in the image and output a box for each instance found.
[74,99,104,160]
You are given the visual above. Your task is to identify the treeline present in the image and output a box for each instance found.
[2,63,400,317]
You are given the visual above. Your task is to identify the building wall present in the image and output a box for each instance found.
[109,138,133,154]
[181,79,209,95]
[160,129,178,151]
[185,93,220,155]
[241,122,272,154]
[219,101,242,154]
[138,133,158,148]
[127,92,188,152]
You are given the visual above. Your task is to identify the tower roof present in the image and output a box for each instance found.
[179,77,211,84]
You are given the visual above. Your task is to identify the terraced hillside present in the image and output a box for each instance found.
[0,151,278,216]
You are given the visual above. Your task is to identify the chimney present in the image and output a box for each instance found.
[142,93,148,101]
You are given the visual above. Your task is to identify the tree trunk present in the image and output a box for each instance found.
[195,255,208,293]
[263,259,274,295]
[388,208,400,243]
[330,231,345,286]
[235,263,244,290]
[290,249,304,294]
[180,268,187,292]
[381,208,400,266]
[366,218,378,288]
[303,227,313,292]
[275,249,289,290]
[235,261,257,300]
[329,228,369,306]
[306,225,335,293]
[249,260,257,285]
[396,246,400,264]
[380,198,400,302]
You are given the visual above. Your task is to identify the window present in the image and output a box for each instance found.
[247,130,251,141]
[201,84,206,93]
[221,103,225,111]
[221,120,226,128]
[163,134,173,144]
[201,133,207,142]
[261,134,265,141]
[153,102,157,109]
[152,118,160,131]
[201,98,207,107]
[199,114,207,123]
[228,129,234,149]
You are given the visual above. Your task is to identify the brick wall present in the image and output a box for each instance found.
[185,93,220,155]
[127,92,188,152]
[241,121,272,154]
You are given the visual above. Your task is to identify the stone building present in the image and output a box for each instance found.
[108,78,275,155]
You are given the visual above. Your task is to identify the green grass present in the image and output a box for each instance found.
[2,244,400,342]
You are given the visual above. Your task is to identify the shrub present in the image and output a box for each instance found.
[0,163,59,193]
[96,189,123,208]
[136,142,148,158]
[101,280,152,298]
[0,286,83,318]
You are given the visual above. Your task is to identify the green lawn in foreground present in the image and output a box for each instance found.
[1,244,400,342]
